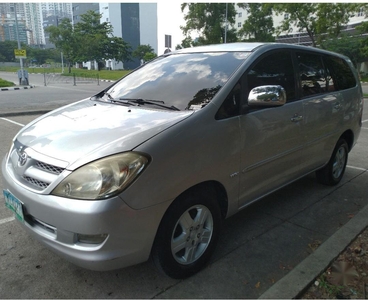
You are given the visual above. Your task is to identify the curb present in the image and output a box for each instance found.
[0,85,35,92]
[259,200,368,299]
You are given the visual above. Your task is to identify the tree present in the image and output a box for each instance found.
[25,47,58,65]
[180,3,238,45]
[0,41,22,62]
[132,44,156,63]
[321,36,366,68]
[143,52,157,62]
[73,11,131,70]
[273,3,359,47]
[45,11,132,71]
[237,3,275,42]
[45,18,77,72]
[175,36,198,49]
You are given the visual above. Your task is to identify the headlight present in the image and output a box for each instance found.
[51,152,149,200]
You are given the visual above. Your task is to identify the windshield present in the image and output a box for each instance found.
[104,52,250,111]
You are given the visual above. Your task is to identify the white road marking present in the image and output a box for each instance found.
[0,117,24,127]
[347,165,367,171]
[0,216,15,225]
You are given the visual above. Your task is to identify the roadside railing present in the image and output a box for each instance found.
[44,73,100,86]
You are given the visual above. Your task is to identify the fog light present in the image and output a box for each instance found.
[77,233,108,244]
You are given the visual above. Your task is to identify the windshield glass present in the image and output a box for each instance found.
[105,52,250,111]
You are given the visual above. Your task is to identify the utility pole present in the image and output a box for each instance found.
[14,3,27,85]
[224,3,228,43]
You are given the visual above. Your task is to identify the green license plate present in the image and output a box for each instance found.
[3,190,24,222]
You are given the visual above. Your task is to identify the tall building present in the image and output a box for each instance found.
[73,2,158,70]
[0,3,27,43]
[24,3,44,47]
[40,2,72,19]
[0,2,72,47]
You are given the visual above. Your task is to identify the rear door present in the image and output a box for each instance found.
[296,51,345,171]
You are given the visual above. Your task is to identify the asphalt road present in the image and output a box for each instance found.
[0,71,113,115]
[0,73,367,298]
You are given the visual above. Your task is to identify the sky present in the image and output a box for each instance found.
[156,1,186,54]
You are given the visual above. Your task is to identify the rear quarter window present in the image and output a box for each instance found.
[324,56,356,91]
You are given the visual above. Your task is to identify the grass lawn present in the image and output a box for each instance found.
[0,78,15,88]
[0,66,130,81]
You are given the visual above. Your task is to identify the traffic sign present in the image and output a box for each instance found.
[14,49,27,59]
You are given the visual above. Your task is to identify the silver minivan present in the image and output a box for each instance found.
[2,43,364,279]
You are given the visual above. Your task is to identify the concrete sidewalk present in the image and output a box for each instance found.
[151,169,368,299]
[259,198,368,299]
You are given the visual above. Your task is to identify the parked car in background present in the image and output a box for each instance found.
[2,43,364,279]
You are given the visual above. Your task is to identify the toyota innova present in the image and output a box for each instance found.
[2,43,364,279]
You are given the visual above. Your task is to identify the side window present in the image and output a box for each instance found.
[215,83,241,120]
[246,51,296,102]
[324,56,356,91]
[297,52,329,98]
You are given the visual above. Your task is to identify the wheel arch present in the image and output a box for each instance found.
[178,180,229,220]
[340,130,354,152]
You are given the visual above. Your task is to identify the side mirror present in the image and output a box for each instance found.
[248,85,286,107]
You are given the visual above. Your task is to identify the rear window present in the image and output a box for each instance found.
[107,52,250,110]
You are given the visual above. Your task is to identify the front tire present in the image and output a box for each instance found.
[151,189,222,279]
[316,138,348,186]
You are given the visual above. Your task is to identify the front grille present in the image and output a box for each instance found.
[23,176,49,189]
[36,162,64,175]
[10,143,67,192]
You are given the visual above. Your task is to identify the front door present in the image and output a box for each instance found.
[238,50,305,208]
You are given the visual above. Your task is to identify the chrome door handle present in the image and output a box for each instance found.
[291,114,303,122]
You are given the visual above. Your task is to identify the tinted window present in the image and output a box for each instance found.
[324,56,356,91]
[247,51,296,102]
[216,82,241,120]
[106,52,249,111]
[297,52,331,98]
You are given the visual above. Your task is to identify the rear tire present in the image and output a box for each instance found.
[316,139,348,186]
[151,189,221,279]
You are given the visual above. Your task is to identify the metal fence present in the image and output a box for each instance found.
[43,73,100,86]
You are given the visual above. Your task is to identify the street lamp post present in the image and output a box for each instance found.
[61,52,64,73]
[224,3,228,43]
[14,3,27,85]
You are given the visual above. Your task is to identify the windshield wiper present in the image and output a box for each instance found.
[91,91,119,101]
[118,98,180,111]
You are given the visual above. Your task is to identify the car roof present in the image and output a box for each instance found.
[169,42,350,61]
[172,43,265,54]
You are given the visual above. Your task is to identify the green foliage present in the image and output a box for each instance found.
[180,3,237,45]
[143,52,157,62]
[45,10,132,71]
[0,65,130,81]
[273,3,360,47]
[45,17,77,72]
[321,35,366,67]
[356,21,368,59]
[0,78,15,88]
[0,41,24,62]
[132,45,154,60]
[237,3,275,42]
[176,36,199,49]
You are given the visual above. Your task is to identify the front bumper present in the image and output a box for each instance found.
[1,156,168,271]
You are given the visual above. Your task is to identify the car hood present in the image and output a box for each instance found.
[16,99,193,169]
